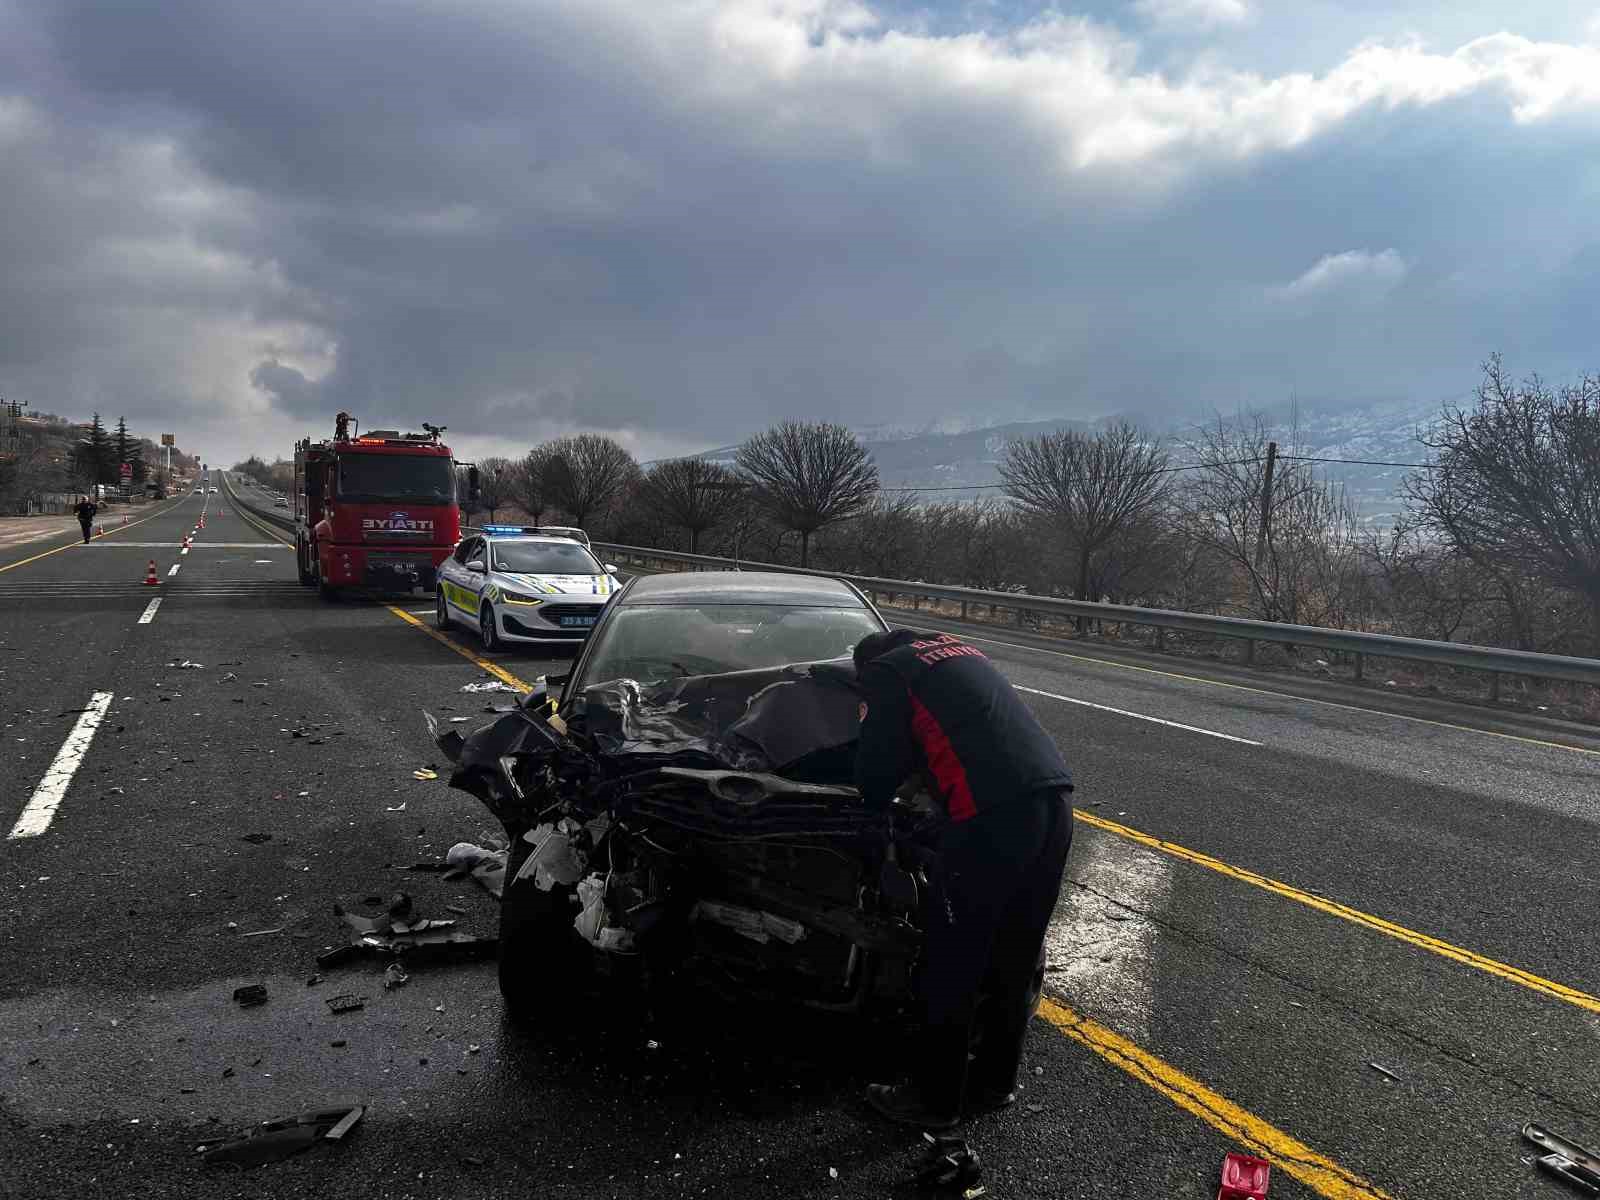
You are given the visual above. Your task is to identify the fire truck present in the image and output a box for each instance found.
[294,412,478,599]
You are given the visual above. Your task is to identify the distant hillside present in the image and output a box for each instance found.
[679,397,1443,522]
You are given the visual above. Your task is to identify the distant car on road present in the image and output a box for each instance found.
[274,499,288,509]
[435,530,620,649]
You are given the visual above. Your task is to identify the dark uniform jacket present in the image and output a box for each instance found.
[75,501,97,523]
[854,631,1072,821]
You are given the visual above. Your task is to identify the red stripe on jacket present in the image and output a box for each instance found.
[909,692,978,822]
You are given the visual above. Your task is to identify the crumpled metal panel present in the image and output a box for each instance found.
[581,661,861,772]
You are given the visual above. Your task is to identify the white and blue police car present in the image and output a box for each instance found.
[435,526,620,649]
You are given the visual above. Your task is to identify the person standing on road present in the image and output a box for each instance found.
[852,629,1074,1130]
[74,495,97,544]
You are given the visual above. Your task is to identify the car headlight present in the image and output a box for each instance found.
[500,590,543,604]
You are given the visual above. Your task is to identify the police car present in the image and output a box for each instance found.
[435,526,620,649]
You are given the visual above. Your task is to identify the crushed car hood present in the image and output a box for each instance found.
[576,660,861,779]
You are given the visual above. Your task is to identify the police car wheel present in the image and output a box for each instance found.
[435,588,450,629]
[479,603,500,651]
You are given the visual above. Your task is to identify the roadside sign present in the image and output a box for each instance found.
[160,433,175,446]
[119,462,132,480]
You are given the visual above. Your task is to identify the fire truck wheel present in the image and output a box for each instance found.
[319,578,340,602]
[479,603,501,650]
[435,588,451,629]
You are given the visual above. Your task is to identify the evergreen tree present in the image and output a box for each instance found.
[114,417,133,487]
[77,413,113,487]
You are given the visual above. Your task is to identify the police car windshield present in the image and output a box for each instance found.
[336,454,455,502]
[492,541,603,575]
[578,604,883,686]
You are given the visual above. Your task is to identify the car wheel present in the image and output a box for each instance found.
[435,588,451,629]
[479,603,500,650]
[499,833,590,1024]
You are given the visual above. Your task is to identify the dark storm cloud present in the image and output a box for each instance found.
[2,0,1599,464]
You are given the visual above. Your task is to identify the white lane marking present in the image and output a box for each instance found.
[137,598,163,624]
[1045,831,1173,1042]
[1014,684,1260,746]
[167,564,180,577]
[180,547,189,556]
[8,692,114,839]
[81,542,283,549]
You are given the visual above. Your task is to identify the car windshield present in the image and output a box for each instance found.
[492,541,603,574]
[577,603,884,686]
[336,453,455,502]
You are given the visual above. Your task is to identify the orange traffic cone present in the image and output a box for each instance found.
[198,515,205,530]
[143,560,160,586]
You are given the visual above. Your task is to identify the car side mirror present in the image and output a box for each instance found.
[604,563,618,574]
[466,559,487,574]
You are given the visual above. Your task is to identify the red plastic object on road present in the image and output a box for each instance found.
[1218,1152,1270,1200]
[143,560,160,586]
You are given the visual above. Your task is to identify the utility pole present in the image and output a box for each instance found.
[1253,440,1278,568]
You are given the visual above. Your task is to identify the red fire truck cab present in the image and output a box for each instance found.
[294,412,478,599]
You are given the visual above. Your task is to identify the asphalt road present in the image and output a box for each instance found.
[1,481,1596,1199]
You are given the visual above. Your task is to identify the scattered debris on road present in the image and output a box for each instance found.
[382,963,410,989]
[199,1103,365,1167]
[325,994,366,1014]
[385,803,407,812]
[319,892,495,969]
[240,927,284,938]
[1218,1151,1271,1199]
[231,984,268,1008]
[168,659,204,669]
[241,832,273,844]
[1522,1122,1600,1195]
[1367,1062,1402,1081]
[446,841,507,898]
[913,1133,983,1192]
[461,680,518,693]
[413,768,439,780]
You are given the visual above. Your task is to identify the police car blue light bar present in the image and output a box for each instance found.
[480,525,530,535]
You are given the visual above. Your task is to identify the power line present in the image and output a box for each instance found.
[877,451,1441,493]
[1280,454,1435,469]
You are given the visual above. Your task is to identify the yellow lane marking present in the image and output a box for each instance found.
[1075,809,1600,1015]
[386,606,532,693]
[1039,998,1393,1200]
[897,620,1600,758]
[0,499,189,575]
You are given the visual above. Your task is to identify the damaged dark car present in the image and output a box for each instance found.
[435,571,1040,1025]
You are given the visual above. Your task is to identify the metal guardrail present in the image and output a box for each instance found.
[592,541,1600,693]
[223,474,295,533]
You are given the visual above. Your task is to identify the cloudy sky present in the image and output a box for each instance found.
[2,1,1597,467]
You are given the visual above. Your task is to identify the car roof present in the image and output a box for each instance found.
[618,570,867,607]
[482,534,585,546]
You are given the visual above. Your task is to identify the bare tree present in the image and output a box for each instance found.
[475,456,515,523]
[829,493,925,578]
[1359,518,1482,642]
[735,422,878,567]
[509,445,561,526]
[998,422,1171,602]
[1405,354,1600,649]
[641,458,745,553]
[544,434,639,528]
[1181,410,1360,626]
